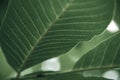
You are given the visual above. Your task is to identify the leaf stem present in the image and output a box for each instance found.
[20,65,120,79]
[15,72,21,80]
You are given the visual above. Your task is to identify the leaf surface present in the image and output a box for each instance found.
[0,48,15,80]
[0,0,115,72]
[74,32,120,70]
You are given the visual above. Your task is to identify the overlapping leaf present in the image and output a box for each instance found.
[58,30,115,71]
[74,32,120,70]
[0,0,114,72]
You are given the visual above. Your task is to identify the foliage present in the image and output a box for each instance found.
[0,0,120,80]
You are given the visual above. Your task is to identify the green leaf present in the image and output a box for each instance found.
[0,48,15,80]
[21,71,110,80]
[114,0,120,26]
[68,30,115,62]
[59,30,115,71]
[59,54,75,71]
[74,32,120,70]
[0,0,115,72]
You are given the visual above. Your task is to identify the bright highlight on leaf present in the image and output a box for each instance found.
[103,70,119,80]
[41,58,61,71]
[107,21,119,33]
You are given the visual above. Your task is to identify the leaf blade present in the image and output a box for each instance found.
[0,0,115,72]
[74,32,120,70]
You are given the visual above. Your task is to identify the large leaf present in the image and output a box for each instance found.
[0,0,114,72]
[20,71,110,80]
[59,30,116,71]
[0,48,15,80]
[74,32,120,70]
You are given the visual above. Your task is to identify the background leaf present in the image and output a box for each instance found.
[59,30,116,71]
[0,48,15,80]
[21,72,111,80]
[0,0,114,73]
[74,32,120,71]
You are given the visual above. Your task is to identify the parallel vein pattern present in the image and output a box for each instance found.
[0,0,114,72]
[74,32,120,70]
